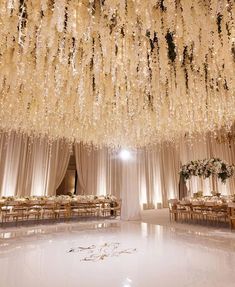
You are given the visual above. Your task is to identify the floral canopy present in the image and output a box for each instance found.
[180,158,235,183]
[0,1,234,148]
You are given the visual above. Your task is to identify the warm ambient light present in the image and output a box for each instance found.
[0,1,234,148]
[119,149,131,161]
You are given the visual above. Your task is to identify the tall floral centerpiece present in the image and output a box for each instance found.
[180,158,235,184]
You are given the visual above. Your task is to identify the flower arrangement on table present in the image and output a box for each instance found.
[180,158,235,183]
[0,195,118,204]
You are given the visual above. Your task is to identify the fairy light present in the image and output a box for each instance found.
[0,0,234,148]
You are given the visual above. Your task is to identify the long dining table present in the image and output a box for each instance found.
[0,195,121,225]
[169,197,235,229]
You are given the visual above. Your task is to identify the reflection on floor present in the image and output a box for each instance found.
[0,209,235,287]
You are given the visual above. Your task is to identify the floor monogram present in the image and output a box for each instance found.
[68,242,137,262]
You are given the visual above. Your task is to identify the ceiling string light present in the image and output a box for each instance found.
[0,0,234,148]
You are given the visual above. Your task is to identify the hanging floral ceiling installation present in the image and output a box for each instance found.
[0,0,234,148]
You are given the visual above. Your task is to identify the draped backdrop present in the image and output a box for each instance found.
[0,131,235,220]
[0,132,70,197]
[74,144,122,198]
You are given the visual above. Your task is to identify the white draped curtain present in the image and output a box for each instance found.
[46,140,71,196]
[74,144,180,218]
[74,144,141,220]
[74,143,122,197]
[137,146,180,209]
[1,132,235,218]
[0,132,70,197]
[120,151,141,220]
[74,139,235,216]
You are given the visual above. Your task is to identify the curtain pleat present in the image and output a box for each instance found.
[0,132,70,197]
[74,143,122,197]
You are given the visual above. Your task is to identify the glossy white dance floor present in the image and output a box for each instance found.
[0,211,235,287]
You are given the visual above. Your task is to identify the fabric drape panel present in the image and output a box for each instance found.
[30,139,50,196]
[1,131,235,211]
[0,134,7,190]
[106,153,122,198]
[76,144,99,195]
[208,138,235,195]
[137,146,180,208]
[74,145,141,219]
[120,152,141,220]
[74,143,89,194]
[146,149,163,206]
[74,145,180,210]
[74,144,122,197]
[179,175,188,200]
[46,140,70,196]
[29,138,70,196]
[160,145,180,205]
[0,133,25,196]
[0,132,70,196]
[15,135,33,197]
[75,139,235,212]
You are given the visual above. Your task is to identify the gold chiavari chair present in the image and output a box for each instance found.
[54,201,71,219]
[41,201,56,220]
[70,202,89,217]
[176,202,192,222]
[201,201,214,222]
[168,199,178,221]
[110,200,122,217]
[228,203,235,229]
[210,205,228,224]
[86,202,99,217]
[1,203,24,224]
[192,201,206,222]
[198,201,227,225]
[100,201,112,217]
[24,201,42,221]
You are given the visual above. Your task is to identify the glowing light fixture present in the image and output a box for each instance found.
[119,149,131,161]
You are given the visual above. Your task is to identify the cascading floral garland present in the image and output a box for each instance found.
[0,0,234,148]
[180,158,235,183]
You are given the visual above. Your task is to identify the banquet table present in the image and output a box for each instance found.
[169,197,234,227]
[0,195,121,225]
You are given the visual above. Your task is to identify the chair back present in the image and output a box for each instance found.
[168,199,178,210]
